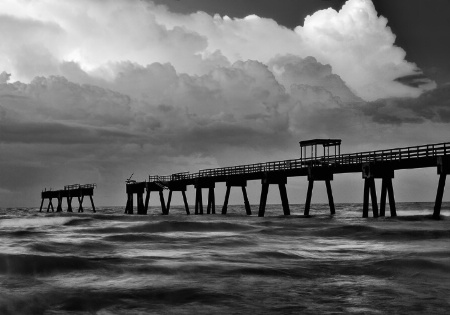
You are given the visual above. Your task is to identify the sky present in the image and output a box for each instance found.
[0,0,449,208]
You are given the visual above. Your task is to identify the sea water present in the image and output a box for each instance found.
[0,203,449,314]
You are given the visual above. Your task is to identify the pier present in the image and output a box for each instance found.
[125,141,449,218]
[40,184,97,213]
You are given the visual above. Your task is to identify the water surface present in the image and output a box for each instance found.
[0,203,449,314]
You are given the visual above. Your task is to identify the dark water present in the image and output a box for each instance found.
[0,203,449,314]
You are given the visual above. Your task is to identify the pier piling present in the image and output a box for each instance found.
[304,166,334,216]
[434,157,449,219]
[47,198,54,212]
[207,187,215,214]
[380,178,396,217]
[259,175,289,217]
[222,179,251,215]
[166,184,189,215]
[258,183,269,217]
[433,174,447,219]
[325,179,335,215]
[362,163,397,218]
[222,186,231,214]
[304,180,314,216]
[78,195,84,213]
[57,195,63,212]
[182,191,190,215]
[67,197,73,212]
[195,186,203,215]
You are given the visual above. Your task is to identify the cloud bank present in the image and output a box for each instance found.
[0,0,434,100]
[0,0,447,206]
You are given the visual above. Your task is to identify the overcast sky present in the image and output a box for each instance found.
[0,0,449,208]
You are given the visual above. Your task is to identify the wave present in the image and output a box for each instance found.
[0,253,98,275]
[311,224,450,240]
[0,230,45,237]
[83,220,256,234]
[0,217,74,228]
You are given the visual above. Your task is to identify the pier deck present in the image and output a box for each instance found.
[40,184,96,213]
[126,141,449,218]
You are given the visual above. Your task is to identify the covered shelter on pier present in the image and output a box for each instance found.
[299,139,342,160]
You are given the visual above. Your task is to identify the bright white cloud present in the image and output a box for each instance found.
[0,0,434,101]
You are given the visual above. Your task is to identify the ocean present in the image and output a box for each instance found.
[0,203,449,314]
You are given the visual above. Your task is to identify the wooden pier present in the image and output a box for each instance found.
[40,184,96,213]
[125,140,449,218]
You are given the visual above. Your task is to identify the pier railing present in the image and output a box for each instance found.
[64,183,97,190]
[148,142,449,182]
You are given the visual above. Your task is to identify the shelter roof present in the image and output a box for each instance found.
[299,139,342,147]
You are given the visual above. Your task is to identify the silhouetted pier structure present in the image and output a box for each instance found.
[125,141,449,219]
[40,184,96,213]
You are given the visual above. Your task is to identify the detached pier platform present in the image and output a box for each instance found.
[126,141,449,219]
[40,184,97,213]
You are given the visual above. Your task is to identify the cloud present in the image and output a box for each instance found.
[0,0,434,101]
[363,84,450,124]
[268,55,362,103]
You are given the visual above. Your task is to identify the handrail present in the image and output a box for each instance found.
[64,183,97,190]
[147,142,449,183]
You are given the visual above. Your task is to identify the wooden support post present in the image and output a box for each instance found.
[304,180,314,216]
[125,193,134,214]
[222,186,231,215]
[433,173,447,219]
[363,179,369,218]
[67,197,73,212]
[124,195,129,214]
[210,187,215,214]
[56,196,62,212]
[182,190,190,215]
[207,189,212,214]
[195,188,199,215]
[325,179,335,215]
[278,183,290,215]
[137,193,142,214]
[387,178,397,217]
[78,195,84,213]
[39,198,44,212]
[195,187,203,215]
[47,198,54,212]
[380,178,387,217]
[144,190,150,213]
[369,178,379,218]
[166,190,173,214]
[206,188,215,214]
[89,195,96,213]
[258,183,269,217]
[159,190,167,215]
[137,193,145,215]
[198,188,203,215]
[242,186,252,215]
[129,194,133,214]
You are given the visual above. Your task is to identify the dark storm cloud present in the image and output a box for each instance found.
[363,84,450,124]
[395,73,433,89]
[0,120,136,144]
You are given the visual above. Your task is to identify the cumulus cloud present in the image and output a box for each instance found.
[0,0,434,101]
